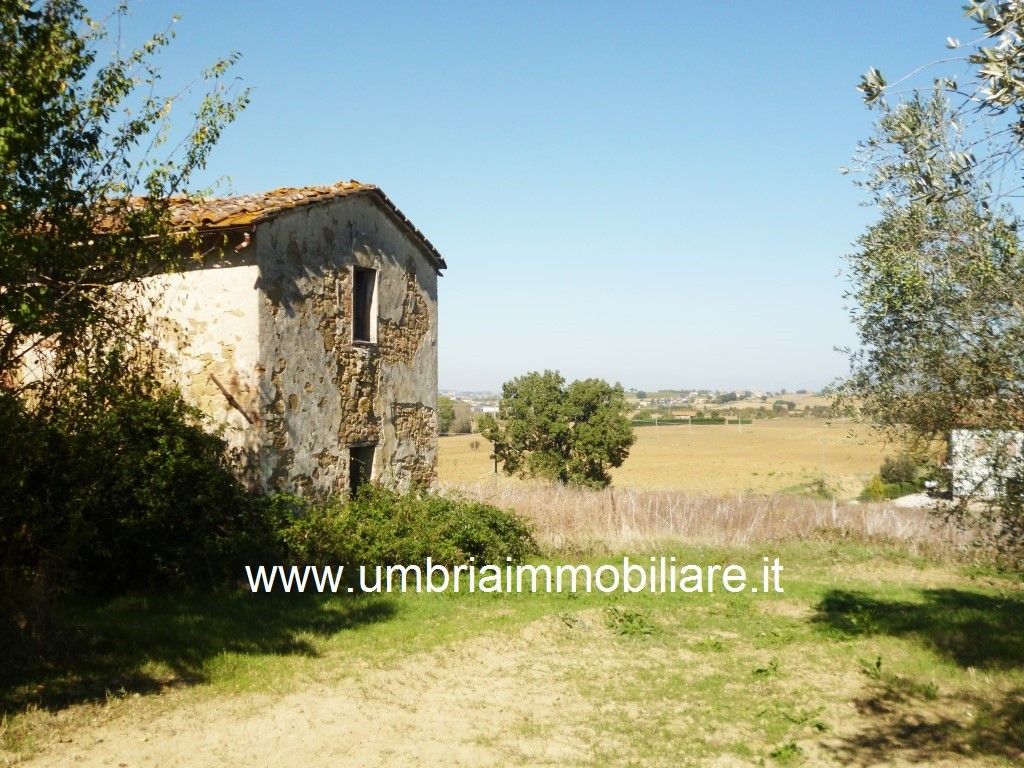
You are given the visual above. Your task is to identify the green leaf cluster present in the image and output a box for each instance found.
[272,486,538,571]
[478,370,636,489]
[845,3,1024,560]
[437,395,456,434]
[0,384,262,593]
[0,0,249,400]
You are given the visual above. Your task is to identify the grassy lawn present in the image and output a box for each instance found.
[439,418,891,499]
[4,542,1022,766]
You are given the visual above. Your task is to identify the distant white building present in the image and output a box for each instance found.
[949,429,1024,499]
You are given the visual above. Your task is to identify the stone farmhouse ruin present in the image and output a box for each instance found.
[143,181,445,497]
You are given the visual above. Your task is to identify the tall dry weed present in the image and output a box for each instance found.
[441,480,976,558]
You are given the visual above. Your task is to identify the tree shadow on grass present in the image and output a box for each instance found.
[827,686,1024,766]
[0,591,397,716]
[814,588,1024,669]
[812,587,1024,765]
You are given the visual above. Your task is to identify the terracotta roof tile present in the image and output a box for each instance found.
[169,181,445,270]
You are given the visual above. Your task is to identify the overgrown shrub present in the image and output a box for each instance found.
[61,391,268,591]
[273,486,538,569]
[0,388,265,594]
[858,454,924,501]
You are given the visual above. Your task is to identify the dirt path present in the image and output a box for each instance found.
[22,619,591,768]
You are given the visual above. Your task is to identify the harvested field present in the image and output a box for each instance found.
[439,418,891,499]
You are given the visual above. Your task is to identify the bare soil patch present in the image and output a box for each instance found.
[21,616,592,768]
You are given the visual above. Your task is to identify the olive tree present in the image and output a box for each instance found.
[843,2,1024,558]
[479,370,635,488]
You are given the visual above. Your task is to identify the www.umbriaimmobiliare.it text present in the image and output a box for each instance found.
[244,556,785,595]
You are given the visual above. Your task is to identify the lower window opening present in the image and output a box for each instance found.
[349,444,375,496]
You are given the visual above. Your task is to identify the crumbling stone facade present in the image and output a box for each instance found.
[142,182,444,496]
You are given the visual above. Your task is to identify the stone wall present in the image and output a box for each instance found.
[255,194,439,495]
[140,194,440,496]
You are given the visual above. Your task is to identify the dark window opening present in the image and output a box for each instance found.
[352,267,377,343]
[349,445,375,495]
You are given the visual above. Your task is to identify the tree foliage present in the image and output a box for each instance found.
[0,1,253,602]
[479,370,635,488]
[437,395,456,434]
[857,2,1024,205]
[842,94,1024,440]
[0,0,248,401]
[0,387,264,593]
[843,3,1024,559]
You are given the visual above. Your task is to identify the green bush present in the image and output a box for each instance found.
[859,475,920,502]
[858,454,924,501]
[0,389,264,594]
[273,486,538,569]
[860,476,888,502]
[880,454,919,486]
[1,385,537,598]
[437,396,456,434]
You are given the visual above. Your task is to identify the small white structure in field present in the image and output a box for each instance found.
[948,429,1024,499]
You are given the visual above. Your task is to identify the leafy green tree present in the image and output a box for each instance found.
[0,0,248,402]
[437,396,456,434]
[879,455,919,486]
[844,102,1024,435]
[843,3,1024,558]
[478,370,635,488]
[0,2,252,602]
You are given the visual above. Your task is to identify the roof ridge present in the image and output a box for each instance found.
[164,180,445,272]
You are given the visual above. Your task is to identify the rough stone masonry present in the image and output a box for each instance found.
[139,182,446,497]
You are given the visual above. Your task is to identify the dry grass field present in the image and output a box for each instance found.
[439,418,892,500]
[8,449,1021,768]
[441,480,969,557]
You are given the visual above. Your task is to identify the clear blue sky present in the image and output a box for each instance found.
[111,1,975,392]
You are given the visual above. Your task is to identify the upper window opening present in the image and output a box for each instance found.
[352,266,377,343]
